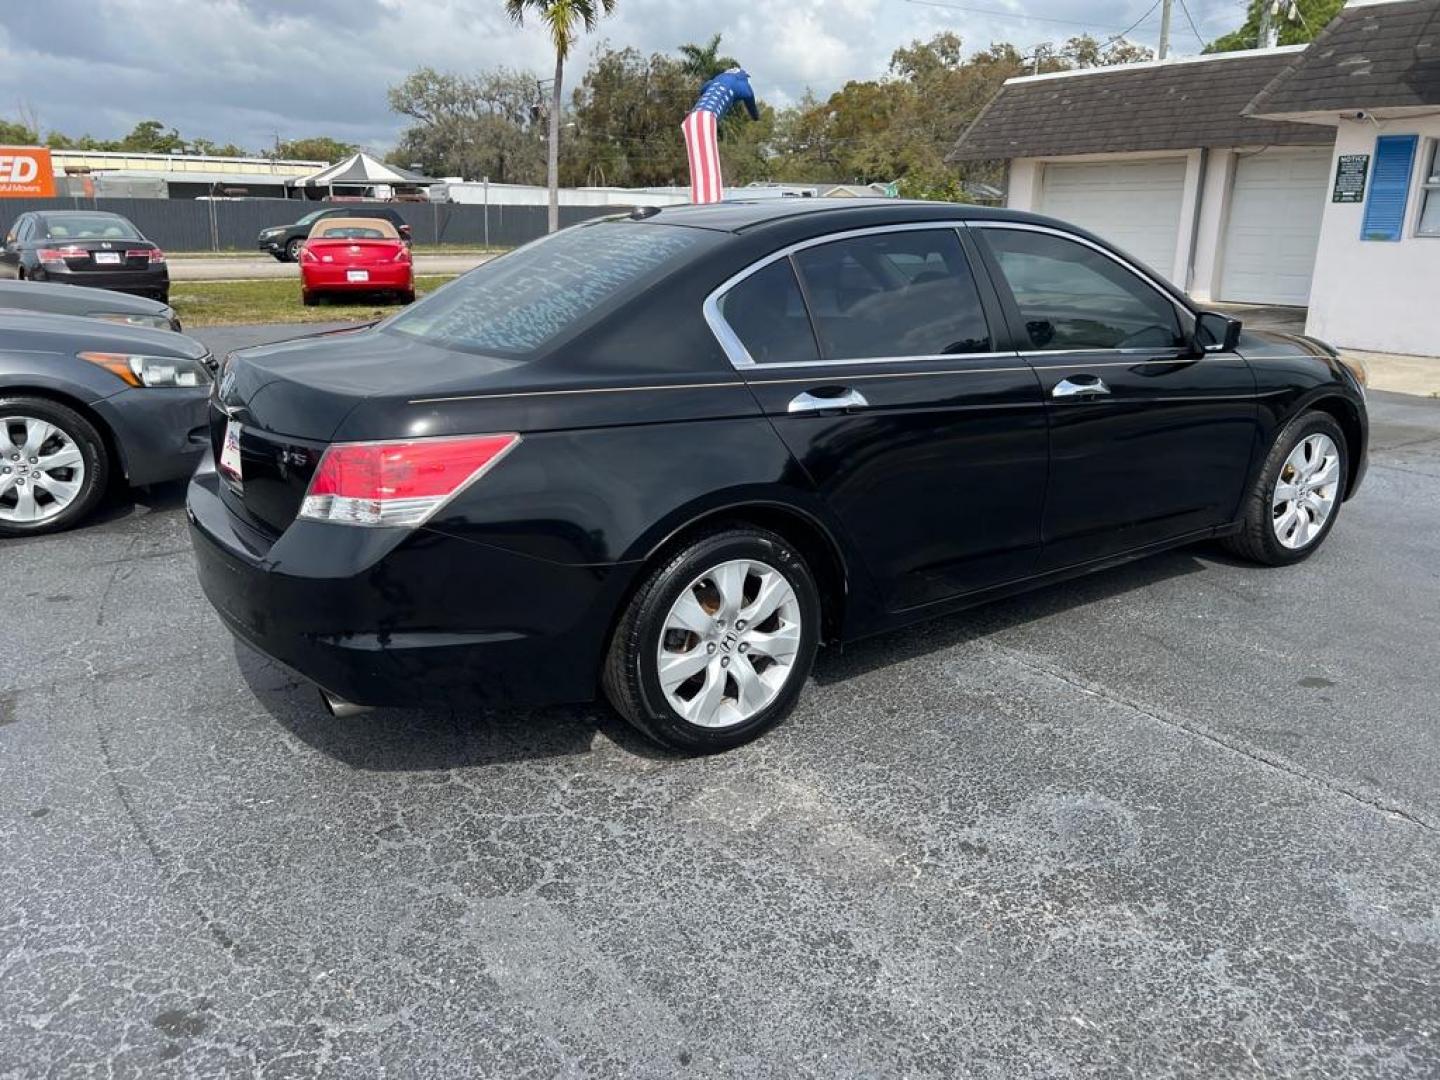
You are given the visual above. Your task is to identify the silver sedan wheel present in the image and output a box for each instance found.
[1272,432,1339,550]
[0,416,87,526]
[656,558,803,729]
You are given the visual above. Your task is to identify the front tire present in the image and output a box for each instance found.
[603,527,820,753]
[1223,410,1347,565]
[285,238,304,263]
[0,397,109,537]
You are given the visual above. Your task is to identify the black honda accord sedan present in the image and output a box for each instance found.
[189,199,1368,752]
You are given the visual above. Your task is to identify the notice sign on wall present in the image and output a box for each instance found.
[1333,154,1369,203]
[0,147,55,198]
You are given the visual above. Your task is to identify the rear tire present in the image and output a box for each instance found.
[302,292,319,307]
[398,290,416,305]
[603,527,820,754]
[0,396,110,538]
[1223,410,1347,566]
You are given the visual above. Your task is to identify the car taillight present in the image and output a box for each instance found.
[37,245,87,263]
[298,433,520,527]
[125,248,165,263]
[300,245,317,262]
[392,247,410,263]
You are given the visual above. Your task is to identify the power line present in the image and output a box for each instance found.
[1104,0,1164,46]
[903,0,1138,33]
[1176,0,1209,47]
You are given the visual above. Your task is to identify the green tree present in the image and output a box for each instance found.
[188,137,251,157]
[117,120,186,153]
[563,45,692,187]
[677,33,738,82]
[1205,0,1343,52]
[387,66,545,183]
[276,136,357,163]
[0,119,40,144]
[505,0,617,232]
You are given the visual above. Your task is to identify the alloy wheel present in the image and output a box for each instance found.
[656,558,803,729]
[0,416,87,526]
[1272,432,1339,550]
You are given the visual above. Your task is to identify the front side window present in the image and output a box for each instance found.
[981,228,1184,351]
[387,221,717,356]
[1418,141,1440,238]
[792,229,991,359]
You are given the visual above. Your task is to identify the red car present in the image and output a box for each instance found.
[299,217,414,305]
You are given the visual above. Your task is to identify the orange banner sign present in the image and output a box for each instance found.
[0,147,56,197]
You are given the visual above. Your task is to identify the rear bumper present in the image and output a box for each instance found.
[33,265,169,297]
[301,266,412,293]
[93,386,210,486]
[186,457,626,710]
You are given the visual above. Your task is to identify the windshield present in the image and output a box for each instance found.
[39,215,141,241]
[386,220,716,356]
[297,210,329,226]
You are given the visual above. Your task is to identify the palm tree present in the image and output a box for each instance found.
[678,33,738,83]
[506,0,616,232]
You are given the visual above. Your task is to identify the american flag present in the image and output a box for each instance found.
[682,110,723,205]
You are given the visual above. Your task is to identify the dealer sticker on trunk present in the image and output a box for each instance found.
[219,420,243,492]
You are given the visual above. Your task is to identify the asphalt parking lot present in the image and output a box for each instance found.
[3,324,1438,1078]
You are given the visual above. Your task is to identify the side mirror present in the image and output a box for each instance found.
[1194,311,1242,354]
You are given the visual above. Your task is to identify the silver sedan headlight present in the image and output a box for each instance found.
[88,311,174,332]
[78,351,212,388]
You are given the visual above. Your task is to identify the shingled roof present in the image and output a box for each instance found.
[1245,0,1440,117]
[947,50,1333,163]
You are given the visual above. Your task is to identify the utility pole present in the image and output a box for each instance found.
[1158,0,1173,59]
[1258,0,1279,48]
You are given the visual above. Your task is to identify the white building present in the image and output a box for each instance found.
[948,0,1439,358]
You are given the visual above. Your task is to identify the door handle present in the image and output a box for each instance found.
[1052,376,1111,399]
[787,388,869,414]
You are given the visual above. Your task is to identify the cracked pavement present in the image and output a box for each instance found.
[2,326,1438,1077]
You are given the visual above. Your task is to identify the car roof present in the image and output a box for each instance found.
[636,197,1044,233]
[35,210,129,219]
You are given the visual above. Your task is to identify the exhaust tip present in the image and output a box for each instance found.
[319,688,374,719]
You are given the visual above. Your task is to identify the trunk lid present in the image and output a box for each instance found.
[304,238,405,267]
[213,325,531,535]
[41,239,158,272]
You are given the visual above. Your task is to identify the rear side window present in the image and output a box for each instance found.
[387,221,716,356]
[792,229,991,359]
[981,228,1183,351]
[717,259,819,365]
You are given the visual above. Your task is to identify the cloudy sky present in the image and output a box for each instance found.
[0,0,1247,155]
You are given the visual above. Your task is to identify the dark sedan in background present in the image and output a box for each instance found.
[257,206,413,262]
[0,278,181,331]
[191,199,1369,753]
[0,211,169,302]
[1,312,213,536]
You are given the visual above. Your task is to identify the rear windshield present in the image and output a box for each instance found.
[39,215,141,241]
[385,220,716,356]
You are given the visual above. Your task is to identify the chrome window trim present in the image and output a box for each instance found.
[966,219,1196,347]
[702,221,1001,371]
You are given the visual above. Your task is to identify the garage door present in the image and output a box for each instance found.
[1219,148,1330,306]
[1039,159,1187,280]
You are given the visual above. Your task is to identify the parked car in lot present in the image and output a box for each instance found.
[189,199,1369,752]
[1,312,213,536]
[0,211,169,302]
[299,218,414,305]
[257,206,413,263]
[0,278,182,331]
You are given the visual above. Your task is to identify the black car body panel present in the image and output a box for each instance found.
[190,199,1369,711]
[0,278,180,331]
[0,312,211,485]
[257,206,412,257]
[1,211,170,300]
